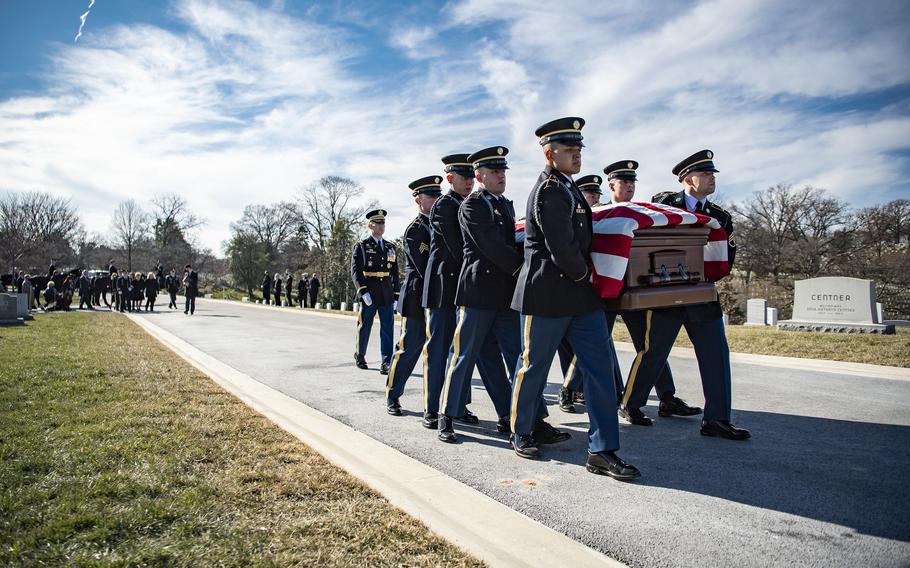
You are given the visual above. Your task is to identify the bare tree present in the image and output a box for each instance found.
[110,199,149,272]
[297,176,374,251]
[230,202,302,262]
[733,184,847,281]
[0,190,82,270]
[150,193,206,248]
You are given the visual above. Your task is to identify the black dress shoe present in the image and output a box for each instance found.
[573,390,585,405]
[701,419,751,441]
[379,361,390,375]
[533,420,571,444]
[586,451,641,481]
[619,406,653,426]
[354,354,368,370]
[387,398,402,416]
[422,411,439,429]
[438,415,457,443]
[559,388,576,413]
[454,408,479,425]
[511,434,539,459]
[496,416,511,433]
[659,396,703,417]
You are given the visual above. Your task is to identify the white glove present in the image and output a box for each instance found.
[362,292,373,306]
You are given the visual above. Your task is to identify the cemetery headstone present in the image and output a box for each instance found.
[777,277,894,334]
[746,298,768,326]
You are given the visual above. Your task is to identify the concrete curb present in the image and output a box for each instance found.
[127,312,624,568]
[202,297,909,381]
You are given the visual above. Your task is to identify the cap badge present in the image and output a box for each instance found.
[706,151,713,159]
[496,147,504,155]
[594,176,600,183]
[627,162,634,169]
[434,177,440,184]
[572,120,580,129]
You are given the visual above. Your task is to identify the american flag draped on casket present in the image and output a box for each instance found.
[515,202,730,299]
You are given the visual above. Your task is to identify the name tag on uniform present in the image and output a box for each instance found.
[575,206,586,213]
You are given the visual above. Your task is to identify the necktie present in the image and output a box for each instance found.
[378,239,384,254]
[694,201,705,214]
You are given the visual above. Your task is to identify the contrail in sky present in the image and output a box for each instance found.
[74,0,96,43]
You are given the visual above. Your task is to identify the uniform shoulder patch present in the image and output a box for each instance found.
[652,190,677,204]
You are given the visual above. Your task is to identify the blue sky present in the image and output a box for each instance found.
[2,0,909,253]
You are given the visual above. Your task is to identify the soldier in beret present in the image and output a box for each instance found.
[385,176,441,416]
[511,117,639,479]
[621,149,749,440]
[421,154,508,430]
[351,209,400,374]
[436,146,524,444]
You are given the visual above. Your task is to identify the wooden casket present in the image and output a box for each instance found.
[602,225,718,311]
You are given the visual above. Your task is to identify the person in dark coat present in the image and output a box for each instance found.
[108,259,117,275]
[308,273,320,308]
[435,147,526,444]
[145,271,159,311]
[273,273,283,306]
[183,264,198,315]
[261,271,272,305]
[621,149,749,441]
[43,280,58,311]
[116,271,130,312]
[137,273,147,311]
[284,270,294,307]
[350,210,400,373]
[165,269,180,309]
[509,117,638,480]
[155,262,165,289]
[297,273,309,308]
[47,260,56,280]
[422,153,507,430]
[77,270,93,309]
[385,176,440,415]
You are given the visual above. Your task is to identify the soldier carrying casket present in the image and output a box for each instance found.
[620,149,750,441]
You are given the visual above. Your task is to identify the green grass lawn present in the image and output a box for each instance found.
[0,312,482,567]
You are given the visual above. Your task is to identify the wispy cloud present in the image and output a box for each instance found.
[2,0,909,254]
[74,0,96,43]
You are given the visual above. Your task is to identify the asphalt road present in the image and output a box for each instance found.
[133,299,910,568]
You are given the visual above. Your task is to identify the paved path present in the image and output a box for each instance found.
[133,299,910,568]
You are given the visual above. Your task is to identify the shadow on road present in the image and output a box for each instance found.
[530,393,910,542]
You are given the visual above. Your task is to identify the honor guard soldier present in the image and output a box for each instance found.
[511,117,639,480]
[386,176,441,415]
[436,146,525,444]
[352,209,400,374]
[421,154,507,429]
[556,173,617,412]
[559,163,702,423]
[621,150,750,440]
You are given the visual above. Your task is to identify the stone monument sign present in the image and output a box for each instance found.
[778,277,895,334]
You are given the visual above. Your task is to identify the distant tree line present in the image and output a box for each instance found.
[1,189,214,278]
[5,182,907,320]
[224,176,376,304]
[723,185,909,321]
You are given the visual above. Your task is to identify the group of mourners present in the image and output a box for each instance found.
[10,260,200,315]
[259,270,320,308]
